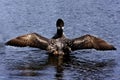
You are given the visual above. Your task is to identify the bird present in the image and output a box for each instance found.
[5,18,116,55]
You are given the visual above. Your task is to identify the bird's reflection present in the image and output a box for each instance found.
[47,54,71,79]
[6,51,115,80]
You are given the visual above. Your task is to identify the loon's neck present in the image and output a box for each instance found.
[53,27,64,39]
[57,28,63,37]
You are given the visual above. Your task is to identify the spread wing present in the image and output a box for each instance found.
[71,34,116,51]
[5,33,49,50]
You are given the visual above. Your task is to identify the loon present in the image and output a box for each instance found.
[5,19,116,55]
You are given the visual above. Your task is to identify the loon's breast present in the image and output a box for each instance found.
[47,38,71,55]
[55,39,64,50]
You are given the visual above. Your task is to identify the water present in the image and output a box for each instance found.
[0,0,120,80]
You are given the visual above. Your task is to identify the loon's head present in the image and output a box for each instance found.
[56,18,64,29]
[56,19,64,37]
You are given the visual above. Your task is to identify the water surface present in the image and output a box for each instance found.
[0,0,119,80]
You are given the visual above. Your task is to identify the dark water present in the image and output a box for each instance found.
[0,0,120,80]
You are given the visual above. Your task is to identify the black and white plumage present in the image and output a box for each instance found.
[5,19,116,55]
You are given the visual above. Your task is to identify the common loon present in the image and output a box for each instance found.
[5,19,116,55]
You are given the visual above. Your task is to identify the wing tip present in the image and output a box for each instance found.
[106,45,117,50]
[5,40,26,47]
[5,41,11,45]
[97,45,117,51]
[112,46,117,50]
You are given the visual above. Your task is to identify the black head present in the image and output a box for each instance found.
[52,18,65,39]
[56,19,64,28]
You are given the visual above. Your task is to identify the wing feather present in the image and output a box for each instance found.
[71,34,116,51]
[5,33,49,50]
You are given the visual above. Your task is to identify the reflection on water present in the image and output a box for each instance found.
[4,49,115,80]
